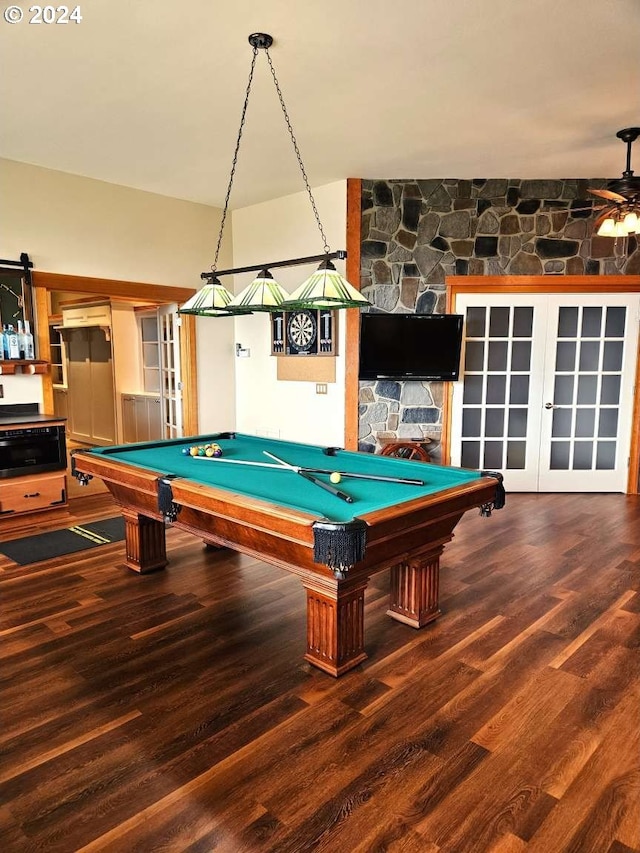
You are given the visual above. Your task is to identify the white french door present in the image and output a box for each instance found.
[158,304,183,439]
[450,293,640,492]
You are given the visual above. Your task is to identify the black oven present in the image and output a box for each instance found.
[0,425,67,478]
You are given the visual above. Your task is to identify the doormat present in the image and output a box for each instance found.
[0,516,125,566]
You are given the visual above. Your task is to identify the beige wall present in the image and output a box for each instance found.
[231,181,348,445]
[0,158,236,428]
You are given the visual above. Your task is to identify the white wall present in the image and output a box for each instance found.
[0,158,236,428]
[230,181,348,446]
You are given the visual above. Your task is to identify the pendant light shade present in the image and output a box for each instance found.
[227,269,290,312]
[281,260,370,310]
[179,278,251,316]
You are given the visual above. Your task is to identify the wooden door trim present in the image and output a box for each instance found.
[32,271,198,435]
[345,178,362,450]
[446,275,640,494]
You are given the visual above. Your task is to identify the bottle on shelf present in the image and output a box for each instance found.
[7,325,20,359]
[1,325,8,359]
[23,320,35,359]
[17,320,26,359]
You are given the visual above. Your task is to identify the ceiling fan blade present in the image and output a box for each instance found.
[588,187,627,203]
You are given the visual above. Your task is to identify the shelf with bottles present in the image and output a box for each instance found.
[0,359,50,375]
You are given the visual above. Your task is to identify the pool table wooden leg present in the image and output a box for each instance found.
[121,508,168,574]
[386,545,444,628]
[303,578,368,677]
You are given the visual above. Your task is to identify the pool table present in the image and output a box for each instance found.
[72,432,504,676]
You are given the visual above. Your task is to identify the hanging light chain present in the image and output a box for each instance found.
[263,46,331,256]
[211,44,259,273]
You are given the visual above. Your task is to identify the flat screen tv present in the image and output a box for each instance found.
[359,313,464,381]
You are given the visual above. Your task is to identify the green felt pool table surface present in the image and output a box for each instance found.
[85,432,484,523]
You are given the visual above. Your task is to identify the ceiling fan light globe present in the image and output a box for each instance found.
[597,217,617,237]
[623,211,639,232]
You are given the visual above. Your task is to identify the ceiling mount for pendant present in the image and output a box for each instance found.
[248,32,273,50]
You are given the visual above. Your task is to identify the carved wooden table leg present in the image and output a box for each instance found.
[387,545,444,628]
[120,508,168,573]
[303,578,369,677]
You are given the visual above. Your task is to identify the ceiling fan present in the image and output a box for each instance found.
[588,127,640,237]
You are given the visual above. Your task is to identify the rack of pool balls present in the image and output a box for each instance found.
[183,442,223,458]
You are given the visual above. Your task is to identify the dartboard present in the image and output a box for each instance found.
[286,310,317,353]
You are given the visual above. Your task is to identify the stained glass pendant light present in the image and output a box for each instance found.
[179,33,369,317]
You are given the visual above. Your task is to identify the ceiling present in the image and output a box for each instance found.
[1,0,639,209]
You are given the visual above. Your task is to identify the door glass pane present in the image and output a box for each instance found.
[506,441,526,468]
[550,442,570,469]
[463,374,484,404]
[596,442,616,469]
[575,409,595,438]
[556,341,576,371]
[603,341,623,372]
[576,375,597,404]
[509,375,529,405]
[465,341,484,371]
[486,374,506,404]
[552,409,572,437]
[465,307,486,337]
[485,409,504,437]
[489,307,510,337]
[557,307,578,337]
[484,442,503,469]
[581,307,602,337]
[508,409,528,437]
[554,375,574,405]
[511,341,531,371]
[605,307,626,337]
[598,409,618,438]
[488,341,508,371]
[512,307,533,337]
[461,441,480,469]
[573,442,594,470]
[579,341,600,371]
[462,408,482,436]
[600,375,621,405]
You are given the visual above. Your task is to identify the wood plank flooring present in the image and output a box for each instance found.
[1,490,639,852]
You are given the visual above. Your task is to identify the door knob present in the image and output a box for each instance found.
[544,402,558,409]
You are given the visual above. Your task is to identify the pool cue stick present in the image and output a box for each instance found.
[192,456,292,471]
[192,453,424,486]
[263,451,354,503]
[303,467,424,486]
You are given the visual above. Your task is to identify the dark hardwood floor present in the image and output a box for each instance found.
[1,489,639,852]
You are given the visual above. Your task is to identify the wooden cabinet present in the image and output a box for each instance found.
[0,471,68,521]
[65,326,116,445]
[60,300,141,445]
[121,394,162,443]
[61,303,112,328]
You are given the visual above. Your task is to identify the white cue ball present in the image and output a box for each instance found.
[329,472,342,484]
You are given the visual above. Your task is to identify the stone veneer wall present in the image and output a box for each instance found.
[358,178,640,459]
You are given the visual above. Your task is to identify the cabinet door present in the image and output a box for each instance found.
[88,328,116,445]
[133,396,150,442]
[66,329,93,442]
[121,395,136,443]
[147,397,163,440]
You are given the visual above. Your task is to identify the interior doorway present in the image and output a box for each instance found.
[448,281,640,493]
